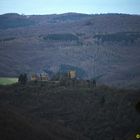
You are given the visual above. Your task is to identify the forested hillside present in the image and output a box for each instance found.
[0,13,140,88]
[0,83,140,140]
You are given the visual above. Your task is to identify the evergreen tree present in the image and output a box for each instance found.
[18,73,27,85]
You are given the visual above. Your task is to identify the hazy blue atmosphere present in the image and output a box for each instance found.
[0,0,140,15]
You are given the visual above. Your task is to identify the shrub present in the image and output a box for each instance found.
[135,101,140,113]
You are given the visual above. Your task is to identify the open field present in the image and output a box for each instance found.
[0,77,18,85]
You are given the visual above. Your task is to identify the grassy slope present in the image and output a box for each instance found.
[0,77,18,85]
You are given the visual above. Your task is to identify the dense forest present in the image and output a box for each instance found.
[0,82,140,140]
